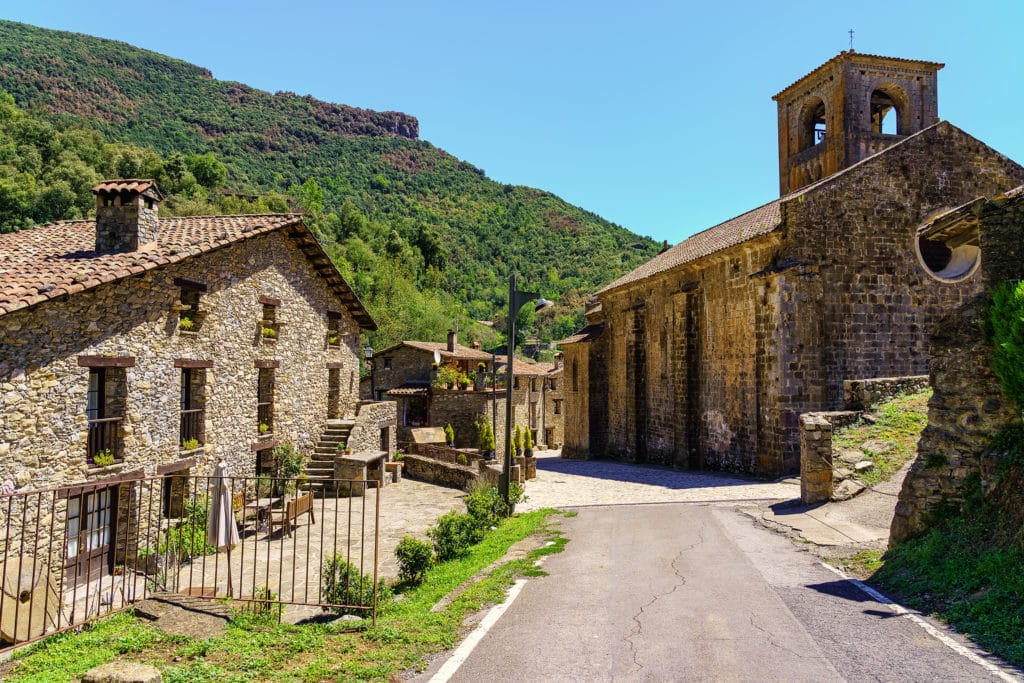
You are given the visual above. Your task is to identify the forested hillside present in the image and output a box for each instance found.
[0,20,659,349]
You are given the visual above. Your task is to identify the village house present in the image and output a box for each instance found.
[368,331,564,457]
[0,180,396,581]
[563,51,1024,477]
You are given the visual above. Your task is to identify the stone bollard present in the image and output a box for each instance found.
[800,413,834,504]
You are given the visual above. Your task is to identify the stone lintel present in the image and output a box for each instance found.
[173,359,213,368]
[157,457,197,475]
[326,362,346,369]
[173,277,208,292]
[77,355,136,368]
[258,295,282,307]
[59,468,145,496]
[251,438,281,452]
[254,359,279,368]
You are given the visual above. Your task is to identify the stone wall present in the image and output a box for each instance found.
[561,345,589,459]
[402,454,495,490]
[892,191,1024,543]
[843,376,929,411]
[542,371,564,448]
[373,346,432,393]
[0,229,364,494]
[346,400,398,456]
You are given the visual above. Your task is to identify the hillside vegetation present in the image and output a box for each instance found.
[0,20,659,349]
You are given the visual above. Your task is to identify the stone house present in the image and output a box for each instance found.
[0,179,395,581]
[369,332,563,456]
[563,51,1024,477]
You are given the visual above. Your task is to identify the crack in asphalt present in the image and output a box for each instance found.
[622,520,707,676]
[747,611,816,661]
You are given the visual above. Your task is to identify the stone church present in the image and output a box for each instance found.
[562,51,1024,477]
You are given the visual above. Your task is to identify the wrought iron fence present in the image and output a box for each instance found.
[0,474,380,652]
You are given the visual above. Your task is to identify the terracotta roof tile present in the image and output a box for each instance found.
[378,340,494,362]
[560,323,606,345]
[598,201,782,294]
[0,214,375,329]
[93,179,160,195]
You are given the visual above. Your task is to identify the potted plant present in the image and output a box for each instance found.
[181,437,199,451]
[179,316,195,331]
[523,428,536,479]
[513,425,524,457]
[338,441,353,455]
[259,422,270,434]
[444,423,455,448]
[459,374,471,390]
[91,449,115,467]
[261,326,276,339]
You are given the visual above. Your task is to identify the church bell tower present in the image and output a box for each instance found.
[772,51,943,195]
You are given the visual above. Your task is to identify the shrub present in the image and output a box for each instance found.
[464,482,508,528]
[181,437,199,450]
[395,535,433,584]
[524,427,534,451]
[444,423,455,445]
[160,496,217,560]
[322,554,390,615]
[457,453,468,466]
[429,511,484,561]
[990,280,1024,411]
[513,425,523,452]
[274,442,304,478]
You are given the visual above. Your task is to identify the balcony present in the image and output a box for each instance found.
[179,408,204,449]
[87,417,123,465]
[257,402,274,435]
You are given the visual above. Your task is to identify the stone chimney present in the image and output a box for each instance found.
[92,179,164,252]
[554,352,563,370]
[470,341,481,350]
[447,330,457,352]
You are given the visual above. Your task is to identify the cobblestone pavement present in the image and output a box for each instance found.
[519,450,799,510]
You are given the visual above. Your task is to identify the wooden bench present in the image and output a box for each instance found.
[268,492,315,537]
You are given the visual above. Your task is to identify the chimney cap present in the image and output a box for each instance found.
[92,179,164,200]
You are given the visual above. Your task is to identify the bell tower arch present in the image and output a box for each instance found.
[773,52,943,195]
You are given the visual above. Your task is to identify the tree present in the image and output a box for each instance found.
[186,152,227,188]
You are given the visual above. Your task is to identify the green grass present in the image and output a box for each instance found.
[4,509,567,682]
[833,389,931,485]
[826,549,885,579]
[871,472,1024,668]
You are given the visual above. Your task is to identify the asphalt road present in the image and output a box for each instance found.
[420,504,1014,683]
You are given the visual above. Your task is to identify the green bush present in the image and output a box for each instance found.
[322,554,390,615]
[990,280,1024,410]
[428,511,484,561]
[464,482,508,529]
[444,423,455,445]
[395,536,434,584]
[524,427,534,451]
[160,496,217,560]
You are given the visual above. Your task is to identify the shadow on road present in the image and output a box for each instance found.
[535,455,781,491]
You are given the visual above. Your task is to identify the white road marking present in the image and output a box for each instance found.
[428,579,528,683]
[820,562,1022,682]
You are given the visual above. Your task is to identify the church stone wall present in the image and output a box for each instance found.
[892,192,1024,542]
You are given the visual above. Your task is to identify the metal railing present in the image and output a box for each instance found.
[179,409,204,447]
[87,417,122,461]
[0,474,380,652]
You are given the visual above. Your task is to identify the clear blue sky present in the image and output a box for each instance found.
[4,1,1023,243]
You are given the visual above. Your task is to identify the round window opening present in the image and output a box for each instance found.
[916,234,980,282]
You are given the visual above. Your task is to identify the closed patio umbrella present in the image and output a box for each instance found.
[207,456,239,597]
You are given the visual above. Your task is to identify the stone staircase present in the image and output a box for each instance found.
[302,419,354,494]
